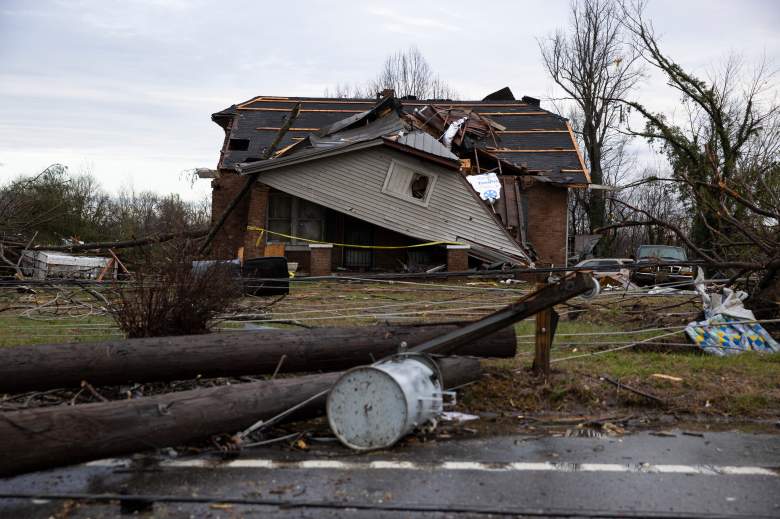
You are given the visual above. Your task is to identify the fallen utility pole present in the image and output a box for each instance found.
[411,272,594,356]
[0,356,480,477]
[0,323,515,394]
[199,103,301,255]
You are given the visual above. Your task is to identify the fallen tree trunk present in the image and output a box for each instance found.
[0,323,515,394]
[0,356,481,477]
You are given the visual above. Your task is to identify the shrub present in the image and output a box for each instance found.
[107,243,241,338]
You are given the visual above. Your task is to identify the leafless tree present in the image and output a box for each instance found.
[0,166,211,276]
[326,47,457,100]
[602,167,690,254]
[540,0,643,238]
[599,2,780,317]
[323,82,369,99]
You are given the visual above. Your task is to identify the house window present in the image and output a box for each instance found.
[228,138,250,151]
[381,160,437,207]
[267,192,324,244]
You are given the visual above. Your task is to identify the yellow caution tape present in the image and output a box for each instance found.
[247,226,462,250]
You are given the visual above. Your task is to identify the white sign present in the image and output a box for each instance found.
[466,173,502,203]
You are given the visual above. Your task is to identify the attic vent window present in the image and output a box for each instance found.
[382,160,437,207]
[228,138,250,151]
[410,173,429,199]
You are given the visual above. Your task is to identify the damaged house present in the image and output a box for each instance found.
[207,88,589,274]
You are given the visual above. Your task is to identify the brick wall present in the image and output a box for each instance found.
[525,182,568,266]
[209,171,250,260]
[309,244,333,276]
[243,183,270,259]
[447,245,470,272]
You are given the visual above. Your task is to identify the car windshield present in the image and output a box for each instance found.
[637,246,687,261]
[576,259,621,268]
[588,260,619,267]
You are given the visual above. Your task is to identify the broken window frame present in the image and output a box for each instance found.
[381,159,437,208]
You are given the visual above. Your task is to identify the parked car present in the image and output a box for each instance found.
[630,245,696,287]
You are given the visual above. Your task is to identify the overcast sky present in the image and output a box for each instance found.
[1,0,777,200]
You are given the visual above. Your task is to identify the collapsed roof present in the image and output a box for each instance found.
[213,87,590,186]
[238,96,465,174]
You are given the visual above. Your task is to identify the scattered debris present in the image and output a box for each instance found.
[20,250,117,280]
[686,275,779,355]
[649,431,677,438]
[441,412,480,422]
[651,374,684,382]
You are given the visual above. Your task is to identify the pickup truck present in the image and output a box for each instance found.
[630,245,696,288]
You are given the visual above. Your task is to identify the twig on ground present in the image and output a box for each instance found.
[600,375,665,405]
[80,380,108,402]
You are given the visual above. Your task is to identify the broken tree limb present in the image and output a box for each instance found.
[0,356,480,477]
[199,103,301,255]
[31,229,209,253]
[0,323,514,393]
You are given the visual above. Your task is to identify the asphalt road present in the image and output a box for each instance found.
[1,430,779,518]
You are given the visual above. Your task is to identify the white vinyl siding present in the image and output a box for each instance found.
[257,147,527,258]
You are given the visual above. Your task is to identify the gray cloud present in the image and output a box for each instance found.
[0,0,776,199]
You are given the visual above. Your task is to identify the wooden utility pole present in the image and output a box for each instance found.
[0,324,516,393]
[533,306,552,378]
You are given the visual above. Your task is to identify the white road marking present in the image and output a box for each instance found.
[86,458,779,477]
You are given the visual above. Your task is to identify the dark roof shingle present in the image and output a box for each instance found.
[213,95,589,185]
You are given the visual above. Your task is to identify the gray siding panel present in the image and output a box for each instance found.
[259,147,527,258]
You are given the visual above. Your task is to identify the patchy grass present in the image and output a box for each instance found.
[0,315,121,347]
[460,318,780,420]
